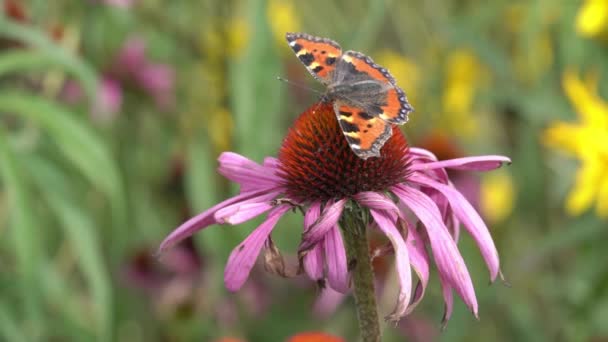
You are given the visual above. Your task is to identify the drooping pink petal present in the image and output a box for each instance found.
[439,274,455,329]
[303,202,324,280]
[393,185,478,316]
[214,200,275,225]
[300,199,347,252]
[303,242,325,281]
[324,225,349,293]
[224,205,291,291]
[404,223,430,315]
[369,209,412,320]
[410,174,500,281]
[158,189,280,254]
[354,191,401,214]
[218,152,283,192]
[304,202,321,229]
[409,156,511,172]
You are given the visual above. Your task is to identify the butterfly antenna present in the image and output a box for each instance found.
[276,76,323,94]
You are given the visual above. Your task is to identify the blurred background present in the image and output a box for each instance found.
[1,0,607,341]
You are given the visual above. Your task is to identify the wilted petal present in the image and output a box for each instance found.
[300,199,346,252]
[303,243,324,281]
[324,225,349,293]
[263,236,299,278]
[215,199,275,225]
[158,189,276,254]
[218,152,283,192]
[370,209,412,321]
[393,185,478,316]
[409,156,511,172]
[354,192,401,213]
[410,174,500,281]
[224,205,290,291]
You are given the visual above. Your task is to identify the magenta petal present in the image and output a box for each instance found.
[300,199,346,251]
[409,156,511,172]
[218,152,283,192]
[224,205,290,291]
[303,242,324,280]
[158,189,275,254]
[354,192,401,214]
[304,202,321,229]
[369,209,412,320]
[439,274,455,328]
[214,199,275,225]
[409,147,438,161]
[404,223,430,315]
[411,174,500,281]
[324,225,349,293]
[393,185,478,316]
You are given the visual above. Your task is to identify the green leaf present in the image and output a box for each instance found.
[25,155,113,341]
[0,301,27,342]
[0,92,126,230]
[231,0,284,162]
[0,129,43,337]
[0,19,97,100]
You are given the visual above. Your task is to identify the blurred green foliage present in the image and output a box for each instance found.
[1,0,608,341]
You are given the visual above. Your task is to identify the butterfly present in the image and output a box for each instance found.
[285,32,413,159]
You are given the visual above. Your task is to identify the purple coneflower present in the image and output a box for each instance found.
[158,102,510,325]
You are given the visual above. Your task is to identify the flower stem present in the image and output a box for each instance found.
[342,207,381,342]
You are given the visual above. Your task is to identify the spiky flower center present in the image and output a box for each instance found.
[278,103,410,202]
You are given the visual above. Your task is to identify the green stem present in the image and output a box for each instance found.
[342,207,381,342]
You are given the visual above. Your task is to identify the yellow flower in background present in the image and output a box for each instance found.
[376,50,420,107]
[481,171,515,224]
[227,16,250,57]
[543,69,608,218]
[441,49,487,139]
[576,0,608,37]
[267,0,300,46]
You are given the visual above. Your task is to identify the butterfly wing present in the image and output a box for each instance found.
[285,32,342,85]
[339,50,412,124]
[333,100,393,159]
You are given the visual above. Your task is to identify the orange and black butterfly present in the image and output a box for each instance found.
[286,32,413,159]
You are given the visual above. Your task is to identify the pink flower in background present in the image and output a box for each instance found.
[91,76,123,121]
[111,36,175,110]
[159,102,511,323]
[61,35,175,120]
[98,0,136,8]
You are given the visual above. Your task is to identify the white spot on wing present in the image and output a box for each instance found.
[289,41,297,47]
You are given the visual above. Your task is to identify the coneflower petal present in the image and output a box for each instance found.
[354,191,401,214]
[218,152,284,192]
[300,199,347,252]
[369,209,412,321]
[324,225,349,293]
[393,185,478,316]
[158,189,280,254]
[409,155,511,172]
[224,205,291,291]
[404,223,430,315]
[214,200,275,225]
[410,174,500,281]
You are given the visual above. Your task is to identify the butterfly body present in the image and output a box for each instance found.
[286,32,413,159]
